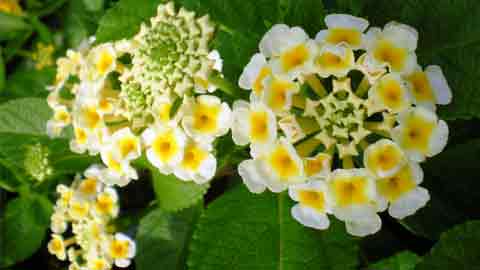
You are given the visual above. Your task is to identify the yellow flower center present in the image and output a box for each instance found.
[249,111,269,142]
[269,146,300,179]
[378,78,405,110]
[298,190,326,212]
[50,238,63,252]
[305,155,330,177]
[75,128,87,145]
[332,176,369,207]
[96,51,114,75]
[79,178,97,195]
[96,194,114,214]
[182,144,208,170]
[193,103,219,133]
[366,144,403,173]
[377,165,416,202]
[407,71,434,102]
[401,115,435,153]
[82,107,101,129]
[253,66,271,95]
[106,153,122,172]
[158,103,172,122]
[281,44,310,72]
[110,240,129,259]
[326,28,362,47]
[267,78,295,111]
[373,39,407,72]
[118,137,137,159]
[152,131,179,162]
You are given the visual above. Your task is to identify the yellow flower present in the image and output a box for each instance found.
[316,14,369,49]
[48,234,66,260]
[0,0,23,15]
[31,43,55,70]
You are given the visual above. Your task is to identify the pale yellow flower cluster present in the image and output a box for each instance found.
[48,165,135,270]
[46,2,232,187]
[0,0,23,15]
[236,14,451,236]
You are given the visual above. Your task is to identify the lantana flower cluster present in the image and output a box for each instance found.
[48,165,135,270]
[235,14,451,236]
[46,2,232,187]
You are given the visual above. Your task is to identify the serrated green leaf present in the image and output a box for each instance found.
[95,0,164,43]
[3,66,55,99]
[369,251,421,270]
[402,139,480,239]
[151,170,208,212]
[0,98,51,136]
[188,184,359,270]
[0,194,53,267]
[415,221,480,270]
[136,204,202,270]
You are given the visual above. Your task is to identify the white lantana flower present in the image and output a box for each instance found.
[174,140,216,184]
[314,44,355,78]
[108,127,142,162]
[365,22,418,74]
[368,73,411,114]
[182,95,232,143]
[47,105,71,137]
[327,169,382,236]
[238,53,272,97]
[93,187,119,218]
[231,100,277,152]
[260,24,316,80]
[364,139,407,178]
[392,107,448,162]
[261,75,299,114]
[303,153,332,180]
[48,234,66,260]
[405,65,452,110]
[315,14,369,49]
[376,162,430,219]
[142,125,187,174]
[288,181,333,230]
[100,148,138,187]
[106,233,136,268]
[238,138,305,193]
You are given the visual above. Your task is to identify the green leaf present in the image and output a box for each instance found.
[64,0,102,48]
[83,0,104,12]
[151,170,209,212]
[95,0,164,43]
[369,251,421,270]
[0,12,31,41]
[360,0,480,120]
[136,204,202,270]
[415,221,480,270]
[402,139,480,239]
[0,160,23,192]
[0,98,51,136]
[3,66,55,99]
[280,0,325,36]
[0,48,5,92]
[188,184,359,270]
[0,194,53,267]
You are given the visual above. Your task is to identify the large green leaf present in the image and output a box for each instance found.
[188,184,359,270]
[415,221,480,270]
[3,66,55,99]
[369,251,421,270]
[0,194,53,267]
[95,0,164,43]
[136,204,202,270]
[64,0,102,48]
[0,12,31,41]
[0,98,51,136]
[151,170,209,212]
[402,139,480,239]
